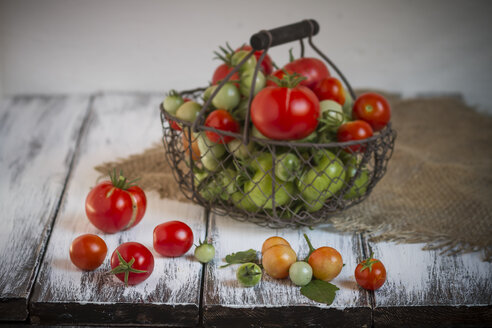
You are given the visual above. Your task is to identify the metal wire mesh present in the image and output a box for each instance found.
[159,24,396,228]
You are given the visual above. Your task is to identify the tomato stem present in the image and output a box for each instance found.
[303,234,316,261]
[109,169,140,190]
[110,250,147,286]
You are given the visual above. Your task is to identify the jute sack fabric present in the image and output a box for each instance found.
[95,92,492,261]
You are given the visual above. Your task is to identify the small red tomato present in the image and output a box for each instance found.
[355,253,387,290]
[284,57,330,89]
[110,242,154,286]
[153,220,194,257]
[69,234,107,270]
[313,77,345,105]
[168,119,182,131]
[85,171,146,233]
[204,109,240,144]
[212,64,240,87]
[236,45,274,75]
[353,93,391,131]
[337,120,374,152]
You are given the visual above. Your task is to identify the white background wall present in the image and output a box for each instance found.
[1,0,491,112]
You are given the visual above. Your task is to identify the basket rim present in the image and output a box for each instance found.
[160,101,395,148]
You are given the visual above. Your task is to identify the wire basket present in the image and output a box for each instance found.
[160,19,396,228]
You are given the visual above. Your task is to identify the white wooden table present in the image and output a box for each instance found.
[0,93,491,327]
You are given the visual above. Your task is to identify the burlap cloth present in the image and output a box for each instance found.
[95,92,492,261]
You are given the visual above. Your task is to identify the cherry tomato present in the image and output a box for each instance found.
[236,263,262,287]
[355,253,387,290]
[289,261,313,286]
[277,57,330,89]
[262,244,297,279]
[153,220,194,257]
[308,247,343,282]
[110,242,154,286]
[211,82,240,111]
[204,109,240,144]
[85,171,146,234]
[194,240,215,264]
[69,234,107,270]
[313,77,345,105]
[236,45,274,75]
[261,236,291,254]
[337,120,374,153]
[212,63,240,87]
[163,90,184,115]
[168,119,182,131]
[182,130,201,161]
[251,84,320,140]
[352,93,391,131]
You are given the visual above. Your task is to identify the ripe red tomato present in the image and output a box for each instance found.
[212,64,240,87]
[153,220,194,257]
[85,172,146,234]
[251,85,320,140]
[283,57,330,89]
[110,242,154,286]
[337,120,374,152]
[236,45,274,75]
[69,234,107,270]
[353,93,391,131]
[313,77,345,105]
[355,253,387,290]
[168,119,182,131]
[204,109,240,144]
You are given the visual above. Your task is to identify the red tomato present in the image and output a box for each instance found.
[110,242,154,286]
[251,85,320,140]
[313,77,345,105]
[212,64,240,87]
[204,109,240,144]
[153,220,194,257]
[355,253,387,290]
[283,57,330,89]
[352,93,391,131]
[168,119,182,131]
[69,234,107,270]
[85,172,147,234]
[236,45,274,75]
[337,120,374,152]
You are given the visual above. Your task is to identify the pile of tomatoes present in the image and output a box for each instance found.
[70,170,202,286]
[163,43,391,214]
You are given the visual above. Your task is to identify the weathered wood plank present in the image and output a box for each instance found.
[367,241,492,327]
[29,93,207,326]
[203,213,371,328]
[0,95,90,321]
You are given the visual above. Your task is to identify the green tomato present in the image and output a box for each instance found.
[217,168,237,200]
[231,192,259,212]
[251,125,270,140]
[289,261,313,286]
[250,152,273,172]
[304,195,328,213]
[342,88,354,120]
[231,50,257,73]
[194,241,215,263]
[239,69,266,97]
[163,91,184,115]
[275,153,301,182]
[227,138,254,160]
[320,100,344,123]
[341,154,369,200]
[236,263,262,287]
[294,131,318,143]
[233,98,249,121]
[176,101,202,123]
[196,132,226,171]
[298,150,345,201]
[244,171,295,209]
[211,82,240,111]
[202,85,217,103]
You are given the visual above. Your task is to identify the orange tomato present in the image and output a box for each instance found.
[308,246,343,281]
[261,236,291,254]
[262,244,297,279]
[182,131,200,161]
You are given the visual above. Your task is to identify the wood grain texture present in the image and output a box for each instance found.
[29,93,206,326]
[202,213,371,328]
[367,241,492,327]
[0,95,90,321]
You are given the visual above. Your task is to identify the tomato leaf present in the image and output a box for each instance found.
[220,249,258,268]
[300,279,339,305]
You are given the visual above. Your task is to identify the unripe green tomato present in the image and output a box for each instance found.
[202,85,217,103]
[231,50,257,73]
[275,153,301,182]
[212,83,240,111]
[163,92,184,115]
[194,242,215,263]
[227,139,254,160]
[236,262,262,287]
[240,69,266,97]
[289,261,313,286]
[176,101,201,123]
